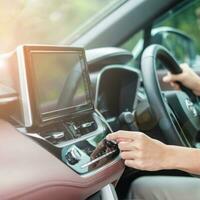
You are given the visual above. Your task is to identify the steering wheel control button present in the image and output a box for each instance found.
[185,99,198,117]
[65,147,82,165]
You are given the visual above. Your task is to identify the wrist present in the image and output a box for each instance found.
[197,79,200,94]
[192,75,200,95]
[160,145,183,170]
[160,145,200,174]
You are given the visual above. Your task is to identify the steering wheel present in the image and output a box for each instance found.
[141,44,200,147]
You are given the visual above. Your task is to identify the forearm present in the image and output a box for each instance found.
[193,79,200,95]
[184,71,200,95]
[163,145,200,175]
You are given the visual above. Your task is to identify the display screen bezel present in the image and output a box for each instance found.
[23,45,94,127]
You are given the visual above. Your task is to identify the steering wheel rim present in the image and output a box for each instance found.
[141,44,198,146]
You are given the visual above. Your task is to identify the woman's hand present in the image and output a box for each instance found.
[163,63,200,96]
[106,131,170,171]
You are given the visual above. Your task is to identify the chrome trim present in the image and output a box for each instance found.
[95,109,113,131]
[81,149,117,168]
[16,46,33,127]
[82,156,122,178]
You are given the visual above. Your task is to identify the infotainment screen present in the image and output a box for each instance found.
[20,46,93,126]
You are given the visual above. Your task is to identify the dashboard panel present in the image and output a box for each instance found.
[95,65,140,130]
[0,46,138,199]
[0,45,120,176]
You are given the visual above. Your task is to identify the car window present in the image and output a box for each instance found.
[120,1,200,69]
[121,30,143,52]
[156,0,200,53]
[0,0,125,53]
[121,30,144,67]
[153,0,200,67]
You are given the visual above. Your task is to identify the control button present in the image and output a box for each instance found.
[71,123,78,131]
[80,121,94,129]
[65,147,82,165]
[52,132,65,140]
[67,123,81,138]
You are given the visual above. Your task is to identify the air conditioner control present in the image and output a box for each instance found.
[65,147,82,165]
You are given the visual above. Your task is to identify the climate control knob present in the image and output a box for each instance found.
[65,147,82,165]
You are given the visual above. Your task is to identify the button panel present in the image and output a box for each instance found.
[61,112,119,174]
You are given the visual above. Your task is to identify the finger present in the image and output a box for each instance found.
[124,160,140,169]
[193,90,200,96]
[180,63,189,70]
[91,146,103,158]
[106,131,141,141]
[170,82,180,90]
[120,151,137,160]
[110,138,133,144]
[117,138,133,143]
[162,72,171,82]
[163,73,182,83]
[118,141,137,151]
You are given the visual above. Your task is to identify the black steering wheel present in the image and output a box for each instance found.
[141,44,200,147]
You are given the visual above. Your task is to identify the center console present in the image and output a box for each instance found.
[11,45,119,175]
[29,111,118,174]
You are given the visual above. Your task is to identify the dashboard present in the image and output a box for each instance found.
[0,45,139,200]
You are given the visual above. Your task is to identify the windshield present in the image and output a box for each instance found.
[0,0,125,53]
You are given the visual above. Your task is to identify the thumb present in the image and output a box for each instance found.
[163,73,182,83]
[162,73,171,82]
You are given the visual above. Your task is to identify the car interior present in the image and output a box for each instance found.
[1,0,200,199]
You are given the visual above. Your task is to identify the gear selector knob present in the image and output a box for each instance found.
[104,139,118,149]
